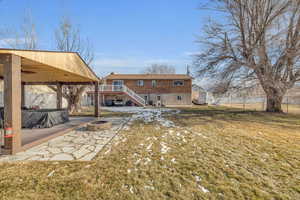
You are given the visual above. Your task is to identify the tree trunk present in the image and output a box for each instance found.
[67,96,81,114]
[265,90,284,113]
[65,86,86,114]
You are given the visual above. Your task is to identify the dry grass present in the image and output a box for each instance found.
[0,106,299,199]
[71,107,131,118]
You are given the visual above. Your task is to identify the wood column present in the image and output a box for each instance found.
[21,83,25,107]
[56,82,63,109]
[94,82,100,117]
[1,54,22,154]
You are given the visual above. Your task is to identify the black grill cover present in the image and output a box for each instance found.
[0,108,69,129]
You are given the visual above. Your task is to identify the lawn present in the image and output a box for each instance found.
[71,107,132,118]
[0,106,299,200]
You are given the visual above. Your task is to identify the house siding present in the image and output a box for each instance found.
[105,78,192,106]
[106,79,192,94]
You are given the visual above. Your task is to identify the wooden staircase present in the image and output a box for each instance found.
[99,85,146,107]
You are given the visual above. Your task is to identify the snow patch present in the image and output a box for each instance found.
[135,159,141,165]
[146,143,153,151]
[198,185,210,193]
[144,157,151,165]
[47,170,55,177]
[160,142,171,154]
[103,107,179,127]
[144,185,155,190]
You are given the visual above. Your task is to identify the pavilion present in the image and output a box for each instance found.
[0,49,100,154]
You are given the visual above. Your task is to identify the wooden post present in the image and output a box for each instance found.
[1,54,22,154]
[94,82,100,117]
[21,83,25,108]
[102,94,105,106]
[286,95,289,113]
[56,82,63,109]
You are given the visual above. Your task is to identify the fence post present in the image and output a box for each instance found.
[262,96,265,111]
[286,96,289,113]
[243,96,245,111]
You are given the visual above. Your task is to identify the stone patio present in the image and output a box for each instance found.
[0,117,129,161]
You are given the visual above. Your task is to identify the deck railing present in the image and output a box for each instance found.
[99,85,146,106]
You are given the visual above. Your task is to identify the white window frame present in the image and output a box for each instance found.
[177,96,182,101]
[173,80,184,86]
[137,80,144,87]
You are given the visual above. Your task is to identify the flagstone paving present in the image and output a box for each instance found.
[0,117,129,162]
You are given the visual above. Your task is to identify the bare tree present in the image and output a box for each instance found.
[22,11,37,50]
[51,17,94,113]
[195,0,300,112]
[0,10,38,49]
[142,64,176,74]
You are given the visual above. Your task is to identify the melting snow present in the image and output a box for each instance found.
[47,170,55,177]
[144,185,155,190]
[144,157,151,165]
[146,143,153,151]
[198,185,210,193]
[102,107,179,127]
[129,186,134,194]
[160,142,170,154]
[135,159,141,165]
[194,175,209,193]
[195,175,202,182]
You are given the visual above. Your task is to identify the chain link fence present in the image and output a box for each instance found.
[217,88,300,114]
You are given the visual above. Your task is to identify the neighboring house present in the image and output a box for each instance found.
[87,73,192,107]
[192,85,207,105]
[192,84,216,105]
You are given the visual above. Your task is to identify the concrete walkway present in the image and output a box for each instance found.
[0,117,129,162]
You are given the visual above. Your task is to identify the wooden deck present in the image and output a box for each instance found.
[21,117,96,151]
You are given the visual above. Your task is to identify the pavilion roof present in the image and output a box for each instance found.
[0,49,99,83]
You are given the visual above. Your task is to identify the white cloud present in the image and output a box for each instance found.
[0,38,26,48]
[183,51,200,56]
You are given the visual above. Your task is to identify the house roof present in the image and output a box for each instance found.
[105,73,192,80]
[0,48,99,83]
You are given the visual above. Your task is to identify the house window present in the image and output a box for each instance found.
[144,95,148,102]
[174,80,184,86]
[112,80,123,86]
[177,96,182,101]
[112,80,123,91]
[152,80,157,87]
[157,96,161,101]
[137,80,144,86]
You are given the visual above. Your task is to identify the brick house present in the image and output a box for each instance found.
[88,73,192,107]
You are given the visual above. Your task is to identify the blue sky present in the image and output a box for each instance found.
[0,0,212,77]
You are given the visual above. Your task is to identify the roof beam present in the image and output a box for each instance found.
[23,81,97,85]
